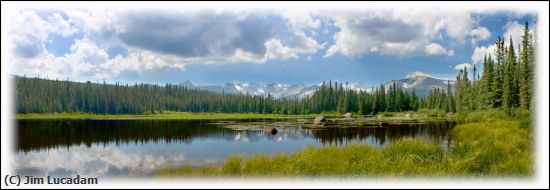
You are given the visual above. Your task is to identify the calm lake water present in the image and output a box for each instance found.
[14,118,454,177]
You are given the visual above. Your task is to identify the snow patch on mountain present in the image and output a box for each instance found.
[406,71,433,78]
[181,71,450,99]
[181,81,374,99]
[385,71,455,97]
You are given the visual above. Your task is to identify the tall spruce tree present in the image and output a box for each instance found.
[461,66,470,111]
[455,69,463,113]
[519,22,533,110]
[503,36,519,111]
[493,36,505,108]
[447,80,455,112]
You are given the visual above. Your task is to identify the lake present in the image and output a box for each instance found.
[13,118,455,177]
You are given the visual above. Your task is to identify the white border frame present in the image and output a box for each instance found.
[1,1,548,189]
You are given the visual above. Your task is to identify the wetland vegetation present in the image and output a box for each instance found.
[157,117,531,177]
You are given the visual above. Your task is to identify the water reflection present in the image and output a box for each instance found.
[15,119,454,177]
[14,145,187,177]
[310,122,454,148]
[17,119,227,152]
[17,119,455,152]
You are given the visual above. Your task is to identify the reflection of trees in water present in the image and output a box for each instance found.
[309,121,455,147]
[17,119,229,152]
[309,128,383,146]
[18,119,315,152]
[17,119,455,152]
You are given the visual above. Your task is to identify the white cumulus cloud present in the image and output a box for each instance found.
[454,63,472,71]
[425,43,452,56]
[6,9,324,80]
[323,10,480,58]
[7,10,78,59]
[471,44,498,65]
[470,27,491,46]
[265,39,298,60]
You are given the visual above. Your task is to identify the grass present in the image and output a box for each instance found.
[450,108,531,123]
[157,119,532,177]
[15,111,340,120]
[450,120,532,176]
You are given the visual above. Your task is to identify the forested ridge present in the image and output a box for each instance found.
[15,22,534,115]
[15,76,426,115]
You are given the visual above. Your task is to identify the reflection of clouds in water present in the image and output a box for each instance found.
[266,128,309,142]
[13,121,454,177]
[234,131,250,142]
[230,127,311,142]
[14,146,186,177]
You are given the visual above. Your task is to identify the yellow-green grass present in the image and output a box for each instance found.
[15,111,340,120]
[450,120,532,176]
[157,119,532,177]
[450,108,531,123]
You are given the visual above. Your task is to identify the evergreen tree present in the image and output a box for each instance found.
[503,36,519,111]
[519,22,533,110]
[482,55,495,109]
[455,69,463,113]
[461,66,471,111]
[493,36,505,108]
[447,80,455,113]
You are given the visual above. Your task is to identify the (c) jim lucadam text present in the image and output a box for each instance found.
[24,175,98,185]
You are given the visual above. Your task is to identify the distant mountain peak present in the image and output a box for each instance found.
[406,71,433,78]
[180,80,195,87]
[189,81,318,99]
[385,72,455,97]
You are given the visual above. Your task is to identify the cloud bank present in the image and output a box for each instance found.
[4,7,512,81]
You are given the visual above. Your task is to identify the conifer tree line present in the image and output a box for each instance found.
[302,81,423,114]
[15,77,290,114]
[15,76,448,115]
[454,21,534,114]
[15,22,534,115]
[14,76,418,115]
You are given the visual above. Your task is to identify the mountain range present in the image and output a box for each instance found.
[180,71,454,99]
[384,71,455,97]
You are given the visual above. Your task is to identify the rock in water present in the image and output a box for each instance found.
[314,116,326,124]
[267,128,278,135]
[344,112,352,118]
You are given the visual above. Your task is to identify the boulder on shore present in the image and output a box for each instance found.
[344,112,352,118]
[314,116,326,124]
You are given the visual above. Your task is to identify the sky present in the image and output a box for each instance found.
[2,3,536,87]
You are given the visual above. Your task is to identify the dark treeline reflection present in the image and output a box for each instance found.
[310,121,454,147]
[17,119,454,152]
[16,119,230,152]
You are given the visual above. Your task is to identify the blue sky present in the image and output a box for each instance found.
[5,6,535,87]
